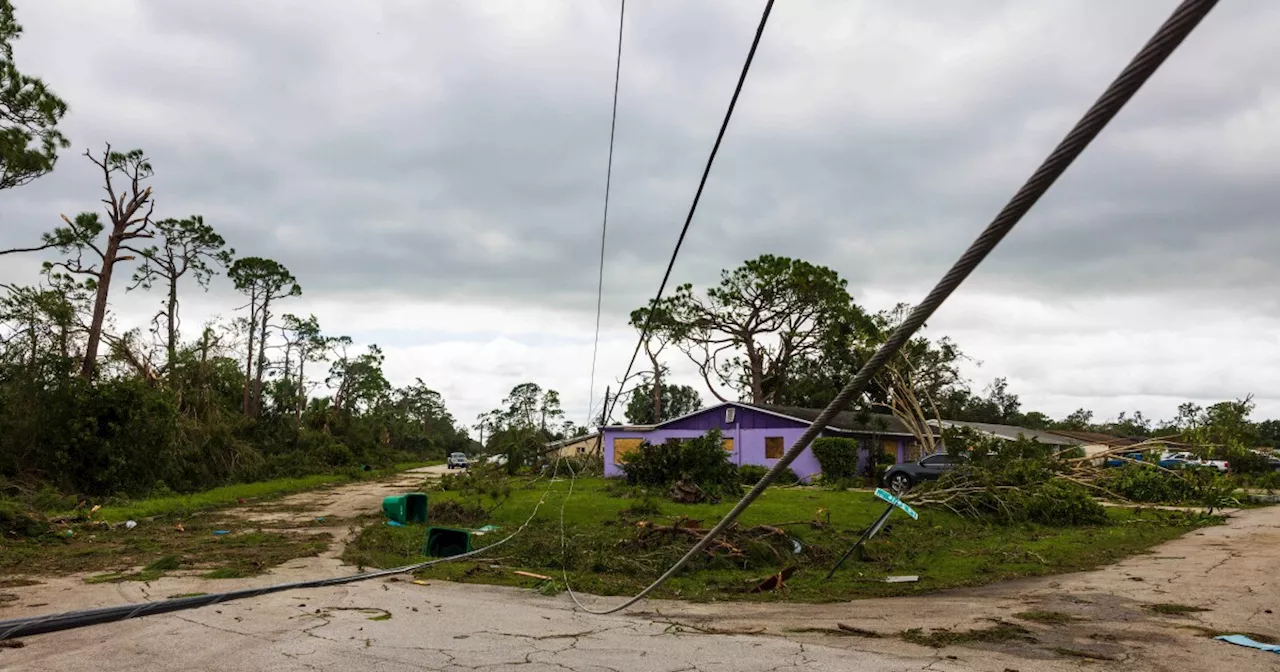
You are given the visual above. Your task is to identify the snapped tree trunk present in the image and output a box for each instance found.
[81,236,121,378]
[166,277,178,365]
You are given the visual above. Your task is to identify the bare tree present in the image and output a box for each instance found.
[42,145,157,378]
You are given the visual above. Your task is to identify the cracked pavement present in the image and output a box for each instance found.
[0,581,928,671]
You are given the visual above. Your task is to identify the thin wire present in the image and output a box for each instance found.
[587,0,627,427]
[602,0,776,424]
[571,0,1219,615]
[0,457,567,640]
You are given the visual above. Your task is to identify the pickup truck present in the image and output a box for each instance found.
[446,452,469,470]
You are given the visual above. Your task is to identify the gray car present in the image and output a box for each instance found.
[882,452,967,492]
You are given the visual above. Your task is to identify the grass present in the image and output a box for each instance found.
[1146,603,1211,615]
[1049,647,1116,661]
[1,515,332,581]
[901,621,1036,647]
[1015,610,1081,625]
[87,462,435,522]
[341,476,1220,603]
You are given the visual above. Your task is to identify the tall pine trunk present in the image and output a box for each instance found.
[253,296,271,415]
[242,291,257,415]
[81,236,121,378]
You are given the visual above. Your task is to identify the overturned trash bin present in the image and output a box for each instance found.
[423,526,472,558]
[382,493,428,525]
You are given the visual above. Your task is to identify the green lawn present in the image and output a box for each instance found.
[342,476,1219,603]
[88,461,436,522]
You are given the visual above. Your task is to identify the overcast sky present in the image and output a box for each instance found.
[3,0,1279,431]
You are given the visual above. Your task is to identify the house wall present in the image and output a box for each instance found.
[601,426,828,481]
[600,403,910,482]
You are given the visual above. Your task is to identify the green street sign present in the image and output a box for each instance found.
[874,488,919,520]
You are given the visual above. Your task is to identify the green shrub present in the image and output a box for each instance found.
[1024,480,1108,526]
[739,465,768,485]
[0,499,49,538]
[739,464,799,486]
[1100,465,1194,503]
[618,430,739,499]
[812,438,860,482]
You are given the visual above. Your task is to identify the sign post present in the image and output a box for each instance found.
[823,489,919,581]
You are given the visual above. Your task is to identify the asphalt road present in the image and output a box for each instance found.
[1,581,921,672]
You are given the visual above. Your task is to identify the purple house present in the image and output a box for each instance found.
[600,402,920,482]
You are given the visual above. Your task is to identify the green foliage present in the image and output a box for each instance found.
[0,498,48,537]
[1023,480,1109,526]
[0,0,69,191]
[623,382,702,424]
[618,430,740,499]
[738,464,799,486]
[812,437,860,482]
[1099,465,1196,504]
[652,255,874,403]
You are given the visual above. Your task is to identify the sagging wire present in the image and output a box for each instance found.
[586,0,627,428]
[569,0,1220,616]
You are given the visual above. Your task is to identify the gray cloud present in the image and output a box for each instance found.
[4,0,1280,422]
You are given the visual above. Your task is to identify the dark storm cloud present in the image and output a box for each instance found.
[3,0,1278,321]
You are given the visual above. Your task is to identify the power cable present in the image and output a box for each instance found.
[0,457,567,641]
[602,0,776,424]
[586,0,627,427]
[571,0,1219,615]
[561,0,776,611]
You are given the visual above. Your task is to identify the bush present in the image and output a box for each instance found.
[0,499,49,538]
[812,437,860,482]
[1099,465,1195,503]
[1024,480,1108,526]
[739,464,799,486]
[618,430,739,500]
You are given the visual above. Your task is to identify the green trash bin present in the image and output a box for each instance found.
[423,526,472,558]
[382,493,428,525]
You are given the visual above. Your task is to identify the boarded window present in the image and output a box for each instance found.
[883,439,898,457]
[613,438,643,465]
[722,438,734,452]
[765,436,785,459]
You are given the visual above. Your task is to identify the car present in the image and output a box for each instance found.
[882,453,968,492]
[446,452,469,470]
[1162,451,1229,473]
[1104,451,1145,468]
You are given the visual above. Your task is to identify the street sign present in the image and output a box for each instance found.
[874,488,919,520]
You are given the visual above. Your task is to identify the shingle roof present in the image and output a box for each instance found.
[1043,429,1140,446]
[934,420,1082,446]
[744,403,922,437]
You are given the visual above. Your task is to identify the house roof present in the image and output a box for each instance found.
[931,419,1082,446]
[600,401,919,437]
[543,433,601,449]
[743,403,920,437]
[1043,429,1140,446]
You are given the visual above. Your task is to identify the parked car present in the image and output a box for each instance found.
[1162,451,1229,473]
[882,453,968,492]
[446,452,469,470]
[1104,451,1146,468]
